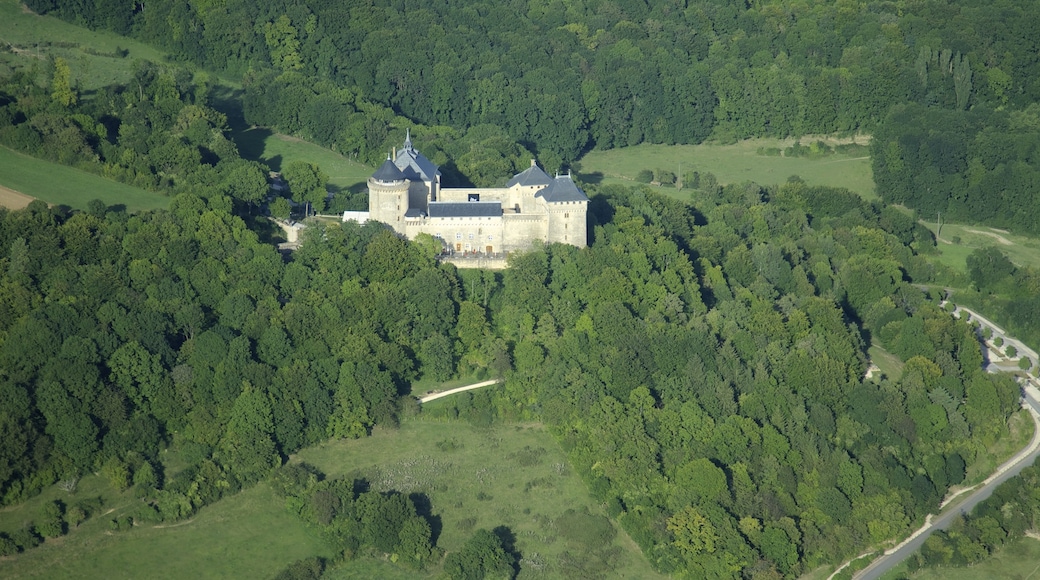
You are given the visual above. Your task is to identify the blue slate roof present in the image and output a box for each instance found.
[395,134,440,182]
[506,164,552,187]
[427,201,503,218]
[372,158,406,182]
[535,175,589,203]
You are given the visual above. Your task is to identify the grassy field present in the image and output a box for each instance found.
[922,221,1040,274]
[0,146,169,212]
[577,137,875,200]
[868,345,905,381]
[230,126,374,197]
[0,474,329,579]
[0,0,165,90]
[296,417,663,579]
[880,536,1040,580]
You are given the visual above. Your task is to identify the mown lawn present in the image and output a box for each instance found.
[0,0,164,90]
[577,137,875,200]
[296,417,664,579]
[0,475,329,579]
[0,146,169,212]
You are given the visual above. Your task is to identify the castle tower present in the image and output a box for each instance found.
[368,156,409,228]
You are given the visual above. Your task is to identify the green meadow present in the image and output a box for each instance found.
[0,146,169,212]
[297,416,663,579]
[921,221,1040,274]
[578,137,875,199]
[0,0,164,90]
[0,474,328,579]
[0,417,659,579]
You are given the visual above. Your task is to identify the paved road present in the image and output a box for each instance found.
[418,379,502,403]
[853,304,1040,580]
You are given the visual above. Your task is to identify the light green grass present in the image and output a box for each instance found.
[922,221,1040,274]
[0,146,169,212]
[296,419,663,579]
[880,536,1040,580]
[0,477,329,579]
[578,137,875,199]
[868,345,905,381]
[0,0,165,90]
[229,126,374,196]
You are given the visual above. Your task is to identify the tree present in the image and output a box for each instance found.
[443,528,516,580]
[51,57,77,107]
[270,196,292,221]
[219,383,280,483]
[281,161,328,216]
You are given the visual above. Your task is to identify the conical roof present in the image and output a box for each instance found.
[372,158,406,183]
[535,175,589,203]
[506,163,552,187]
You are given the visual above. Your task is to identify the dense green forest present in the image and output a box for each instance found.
[0,74,1024,573]
[23,1,1040,166]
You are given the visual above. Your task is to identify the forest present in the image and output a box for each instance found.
[22,1,1040,209]
[0,59,1026,575]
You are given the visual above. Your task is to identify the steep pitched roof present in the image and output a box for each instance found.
[535,175,589,203]
[394,133,440,182]
[506,163,552,187]
[428,201,503,218]
[372,158,406,182]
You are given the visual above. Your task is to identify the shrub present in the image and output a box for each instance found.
[10,525,41,551]
[1006,345,1017,358]
[0,533,18,556]
[635,169,653,183]
[1019,357,1032,371]
[37,500,66,538]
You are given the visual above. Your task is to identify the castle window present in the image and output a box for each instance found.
[468,233,474,240]
[565,213,569,218]
[456,233,462,240]
[488,235,493,240]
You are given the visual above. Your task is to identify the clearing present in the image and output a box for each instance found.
[0,474,327,579]
[922,221,1040,274]
[577,137,875,200]
[296,418,663,579]
[0,146,168,212]
[0,0,164,90]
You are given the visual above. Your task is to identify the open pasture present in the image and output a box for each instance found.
[297,417,663,579]
[0,146,168,212]
[923,221,1040,274]
[0,0,164,90]
[578,137,875,199]
[0,474,327,579]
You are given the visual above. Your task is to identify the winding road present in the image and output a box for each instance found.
[852,305,1040,580]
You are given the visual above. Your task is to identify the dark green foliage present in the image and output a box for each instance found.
[37,500,66,538]
[10,524,41,551]
[443,528,517,580]
[272,557,324,580]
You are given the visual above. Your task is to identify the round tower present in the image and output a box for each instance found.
[368,157,409,227]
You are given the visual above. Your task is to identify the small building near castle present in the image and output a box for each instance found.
[345,133,589,255]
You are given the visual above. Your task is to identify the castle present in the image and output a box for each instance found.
[344,133,589,254]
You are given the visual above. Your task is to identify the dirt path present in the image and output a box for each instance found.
[418,379,502,403]
[0,184,36,210]
[965,228,1013,245]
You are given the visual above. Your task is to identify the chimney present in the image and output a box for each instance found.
[392,148,396,162]
[531,159,536,167]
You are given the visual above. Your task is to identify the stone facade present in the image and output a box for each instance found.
[347,133,589,254]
